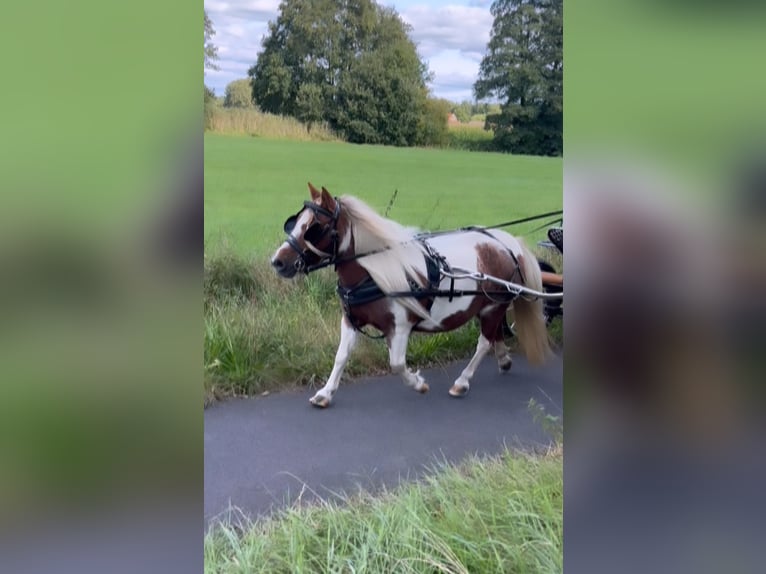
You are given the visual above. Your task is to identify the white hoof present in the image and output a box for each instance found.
[309,393,331,408]
[449,377,470,397]
[411,370,429,393]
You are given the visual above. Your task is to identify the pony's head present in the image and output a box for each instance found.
[270,183,341,278]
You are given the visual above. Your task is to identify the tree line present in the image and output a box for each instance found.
[205,0,561,156]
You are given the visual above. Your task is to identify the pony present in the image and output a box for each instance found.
[270,183,551,408]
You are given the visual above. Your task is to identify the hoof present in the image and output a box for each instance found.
[309,395,330,408]
[416,382,430,394]
[448,384,469,397]
[499,358,513,372]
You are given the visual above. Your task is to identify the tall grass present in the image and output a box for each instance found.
[204,250,562,403]
[205,106,339,142]
[205,446,562,574]
[446,124,496,152]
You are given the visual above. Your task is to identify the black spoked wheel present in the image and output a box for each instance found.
[538,259,563,325]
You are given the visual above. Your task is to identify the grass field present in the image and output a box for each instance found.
[205,445,562,574]
[204,134,561,257]
[204,134,562,400]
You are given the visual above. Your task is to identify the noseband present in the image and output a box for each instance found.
[283,199,342,273]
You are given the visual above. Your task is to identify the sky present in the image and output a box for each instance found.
[204,0,494,103]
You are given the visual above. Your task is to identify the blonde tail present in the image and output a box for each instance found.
[511,240,551,366]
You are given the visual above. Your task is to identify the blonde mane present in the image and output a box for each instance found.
[339,195,434,322]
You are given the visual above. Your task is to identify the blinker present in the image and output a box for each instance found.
[283,211,302,234]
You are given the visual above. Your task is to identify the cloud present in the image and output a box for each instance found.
[206,0,280,20]
[205,1,276,93]
[425,49,483,101]
[396,4,492,101]
[399,4,492,59]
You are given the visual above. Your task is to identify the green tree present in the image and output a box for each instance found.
[474,0,562,156]
[204,10,219,126]
[224,79,255,108]
[295,83,324,132]
[204,10,219,71]
[418,97,451,147]
[249,0,432,146]
[453,100,473,123]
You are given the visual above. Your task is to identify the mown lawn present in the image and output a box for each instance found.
[204,134,561,257]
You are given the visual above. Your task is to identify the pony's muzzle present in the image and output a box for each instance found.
[271,253,301,278]
[271,256,285,271]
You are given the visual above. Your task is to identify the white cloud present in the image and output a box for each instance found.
[207,0,281,20]
[205,1,276,95]
[399,5,492,59]
[424,49,483,102]
[204,0,493,102]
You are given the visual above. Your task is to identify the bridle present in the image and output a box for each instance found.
[283,199,342,273]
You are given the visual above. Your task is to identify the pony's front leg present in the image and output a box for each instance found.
[449,334,492,397]
[387,325,429,394]
[310,315,358,408]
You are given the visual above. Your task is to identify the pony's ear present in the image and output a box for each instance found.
[320,186,335,209]
[308,182,320,201]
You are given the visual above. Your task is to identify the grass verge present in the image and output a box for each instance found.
[204,255,484,402]
[204,251,562,404]
[204,445,562,574]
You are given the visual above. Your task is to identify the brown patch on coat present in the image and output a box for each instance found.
[409,243,519,335]
[412,295,487,333]
[473,242,518,340]
[476,242,519,283]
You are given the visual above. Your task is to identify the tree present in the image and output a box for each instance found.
[453,100,473,123]
[295,84,324,132]
[418,98,451,147]
[224,79,255,108]
[249,0,432,146]
[204,10,220,121]
[204,10,219,71]
[474,0,562,156]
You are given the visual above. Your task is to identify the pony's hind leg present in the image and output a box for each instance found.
[388,322,429,394]
[449,333,492,397]
[494,318,513,372]
[449,306,507,397]
[310,315,358,408]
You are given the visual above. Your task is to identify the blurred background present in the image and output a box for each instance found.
[0,2,201,573]
[565,1,766,572]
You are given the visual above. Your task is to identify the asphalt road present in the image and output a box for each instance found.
[205,353,562,527]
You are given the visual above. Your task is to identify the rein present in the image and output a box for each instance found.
[419,209,564,240]
[478,209,563,230]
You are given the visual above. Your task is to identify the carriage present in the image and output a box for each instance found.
[272,184,563,407]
